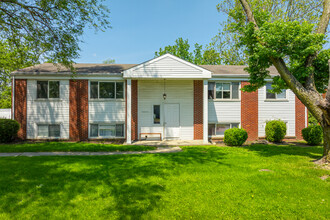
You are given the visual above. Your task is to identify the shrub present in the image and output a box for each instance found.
[224,128,248,146]
[265,120,286,142]
[302,125,323,145]
[0,119,20,143]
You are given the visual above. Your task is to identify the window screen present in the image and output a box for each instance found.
[116,82,124,99]
[49,81,60,98]
[99,125,116,136]
[116,124,124,137]
[49,125,60,137]
[37,81,48,98]
[90,124,99,137]
[232,82,239,99]
[90,82,98,99]
[38,125,48,137]
[208,82,215,99]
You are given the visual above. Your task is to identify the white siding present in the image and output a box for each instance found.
[0,109,11,119]
[138,80,194,140]
[26,80,70,139]
[208,101,241,123]
[258,86,296,136]
[89,101,125,123]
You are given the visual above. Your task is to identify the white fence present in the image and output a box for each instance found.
[0,109,11,119]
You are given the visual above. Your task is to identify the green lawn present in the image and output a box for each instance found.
[0,144,329,219]
[0,142,156,152]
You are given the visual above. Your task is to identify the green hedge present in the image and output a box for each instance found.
[265,120,287,142]
[0,119,20,143]
[302,125,323,145]
[224,128,248,146]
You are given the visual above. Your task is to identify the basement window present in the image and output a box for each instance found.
[208,123,240,137]
[208,82,240,100]
[90,124,124,138]
[90,81,124,99]
[37,81,60,99]
[37,124,60,138]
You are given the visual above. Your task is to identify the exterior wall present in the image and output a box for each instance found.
[69,80,88,141]
[295,96,306,139]
[241,81,259,141]
[132,80,138,141]
[26,80,70,139]
[194,80,203,140]
[258,86,296,137]
[14,79,27,140]
[208,101,241,124]
[137,80,194,140]
[0,109,11,119]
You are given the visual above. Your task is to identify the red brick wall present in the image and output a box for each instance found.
[194,80,203,140]
[14,79,27,140]
[295,96,306,140]
[131,80,138,141]
[241,81,258,141]
[69,80,89,141]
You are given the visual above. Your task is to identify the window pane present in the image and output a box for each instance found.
[116,82,124,99]
[37,81,48,98]
[38,125,48,137]
[216,83,222,99]
[99,82,115,98]
[232,82,239,99]
[223,83,230,91]
[99,125,115,136]
[208,124,215,136]
[223,91,230,99]
[277,90,286,99]
[266,83,276,99]
[90,82,98,99]
[49,125,60,137]
[216,124,230,136]
[90,124,98,137]
[208,82,215,99]
[153,105,160,124]
[49,81,60,98]
[116,124,124,137]
[232,123,239,128]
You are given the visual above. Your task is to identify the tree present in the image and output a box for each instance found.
[103,58,115,64]
[232,0,330,162]
[155,38,221,65]
[212,0,324,65]
[0,0,110,70]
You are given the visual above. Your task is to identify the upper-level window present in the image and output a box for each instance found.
[37,81,60,99]
[208,82,239,100]
[266,83,286,99]
[90,81,124,99]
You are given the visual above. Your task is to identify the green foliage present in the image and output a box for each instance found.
[302,125,323,145]
[308,112,318,125]
[265,120,287,142]
[103,58,116,64]
[224,128,248,146]
[0,119,20,143]
[155,38,221,65]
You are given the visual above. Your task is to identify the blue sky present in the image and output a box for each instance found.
[76,0,226,64]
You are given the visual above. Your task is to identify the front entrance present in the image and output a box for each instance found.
[164,103,180,139]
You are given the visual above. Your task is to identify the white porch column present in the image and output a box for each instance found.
[126,79,132,144]
[203,79,208,144]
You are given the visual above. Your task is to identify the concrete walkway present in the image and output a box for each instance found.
[0,147,182,157]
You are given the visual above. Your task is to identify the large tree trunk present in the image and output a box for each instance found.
[322,123,330,162]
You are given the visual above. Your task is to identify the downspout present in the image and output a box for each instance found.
[12,76,15,120]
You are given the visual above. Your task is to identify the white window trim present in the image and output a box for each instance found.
[89,81,125,101]
[264,84,288,101]
[208,81,241,101]
[89,123,125,139]
[36,123,62,139]
[208,122,241,137]
[36,80,61,100]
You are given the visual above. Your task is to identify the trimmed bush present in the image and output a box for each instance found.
[0,119,20,143]
[224,128,248,146]
[302,125,323,145]
[265,120,286,142]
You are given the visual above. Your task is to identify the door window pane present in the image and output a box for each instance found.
[90,82,98,99]
[208,82,215,99]
[116,82,124,99]
[216,83,222,99]
[38,125,48,137]
[49,81,60,98]
[216,124,230,136]
[90,124,98,137]
[99,82,115,98]
[116,124,124,137]
[266,83,276,99]
[208,124,215,136]
[153,105,160,124]
[37,81,48,98]
[99,125,116,136]
[232,82,239,99]
[49,125,60,137]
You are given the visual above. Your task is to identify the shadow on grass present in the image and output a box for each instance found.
[0,146,227,219]
[244,144,323,160]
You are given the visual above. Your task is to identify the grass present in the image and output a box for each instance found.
[0,144,329,219]
[0,142,156,152]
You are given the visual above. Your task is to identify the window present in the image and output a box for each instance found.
[90,124,124,138]
[37,81,60,99]
[90,81,124,99]
[266,83,286,99]
[208,123,240,136]
[37,124,60,137]
[153,105,160,124]
[208,82,240,100]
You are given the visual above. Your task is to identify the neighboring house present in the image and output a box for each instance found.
[0,109,11,119]
[11,54,307,143]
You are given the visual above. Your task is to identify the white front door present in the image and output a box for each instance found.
[164,103,180,139]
